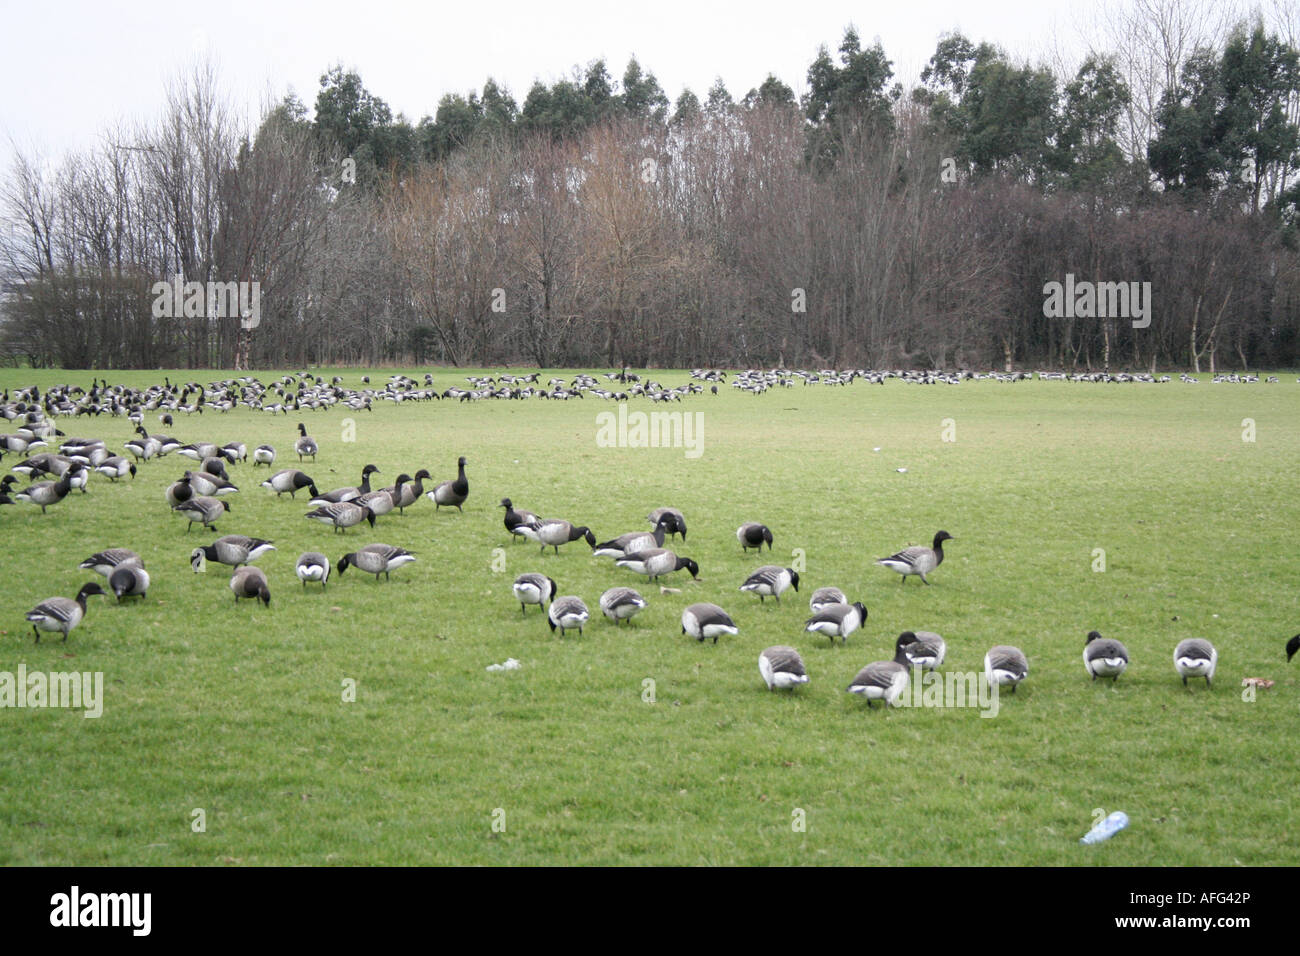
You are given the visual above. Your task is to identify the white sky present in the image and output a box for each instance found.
[1,0,1107,166]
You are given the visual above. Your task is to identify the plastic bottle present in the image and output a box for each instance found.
[1080,811,1129,844]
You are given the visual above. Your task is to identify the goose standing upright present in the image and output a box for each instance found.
[13,466,78,513]
[876,531,954,585]
[294,423,317,462]
[430,456,469,511]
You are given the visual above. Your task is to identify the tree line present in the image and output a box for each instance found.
[3,1,1299,372]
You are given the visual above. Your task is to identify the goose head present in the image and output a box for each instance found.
[678,557,700,579]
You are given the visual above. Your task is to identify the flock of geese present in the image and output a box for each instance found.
[4,370,1296,708]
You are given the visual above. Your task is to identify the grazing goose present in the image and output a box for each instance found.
[230,566,272,605]
[94,456,137,481]
[355,475,406,519]
[123,429,161,461]
[310,464,380,505]
[804,602,868,645]
[294,423,317,462]
[191,536,276,571]
[165,477,195,509]
[599,586,648,624]
[252,444,276,467]
[1173,638,1217,687]
[305,499,376,533]
[429,456,469,511]
[846,634,913,707]
[681,603,737,643]
[876,531,954,585]
[898,630,947,671]
[79,548,144,577]
[1083,630,1129,682]
[616,548,699,582]
[261,469,319,498]
[737,523,773,552]
[512,573,557,614]
[501,498,541,543]
[548,596,590,635]
[184,470,238,497]
[13,466,78,513]
[809,586,847,613]
[984,645,1029,693]
[759,645,809,691]
[390,469,431,513]
[337,544,416,581]
[739,565,800,603]
[646,507,687,541]
[296,552,331,588]
[25,582,106,642]
[108,565,150,602]
[221,442,247,463]
[1288,634,1300,663]
[592,517,669,558]
[172,495,230,532]
[531,519,598,555]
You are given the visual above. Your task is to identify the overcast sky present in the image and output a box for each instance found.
[1,0,1107,166]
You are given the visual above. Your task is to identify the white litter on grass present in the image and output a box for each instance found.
[486,658,522,672]
[896,467,908,473]
[873,447,881,452]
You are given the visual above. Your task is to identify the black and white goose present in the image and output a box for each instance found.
[876,531,954,585]
[759,645,809,691]
[389,469,430,513]
[531,519,598,555]
[94,456,137,481]
[310,464,380,505]
[501,499,540,543]
[599,586,648,624]
[846,634,913,707]
[191,535,276,571]
[1083,630,1129,682]
[294,423,317,461]
[230,566,272,605]
[681,603,737,643]
[804,602,868,645]
[13,466,78,513]
[108,565,150,602]
[79,548,144,577]
[337,544,416,581]
[172,495,230,532]
[296,552,331,588]
[736,523,773,552]
[1173,638,1217,687]
[808,587,847,613]
[261,469,319,498]
[646,507,687,541]
[897,630,947,671]
[616,548,699,582]
[512,573,557,614]
[548,595,590,635]
[984,645,1029,692]
[739,565,800,603]
[305,499,376,533]
[184,470,239,497]
[252,444,276,467]
[25,582,106,642]
[429,456,469,511]
[355,474,406,520]
[592,518,669,558]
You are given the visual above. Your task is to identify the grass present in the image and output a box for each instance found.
[0,367,1297,865]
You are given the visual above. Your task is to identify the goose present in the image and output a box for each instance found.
[501,498,540,543]
[1083,630,1129,682]
[429,456,469,511]
[13,467,78,513]
[390,468,431,513]
[25,582,106,642]
[646,507,687,541]
[355,474,406,519]
[221,441,247,463]
[296,552,331,588]
[737,523,773,552]
[309,464,380,505]
[531,519,598,555]
[172,495,230,532]
[79,548,144,577]
[261,469,319,498]
[759,645,809,691]
[123,429,161,461]
[93,456,137,481]
[739,565,800,603]
[108,565,150,602]
[984,645,1029,693]
[337,544,416,581]
[1288,635,1300,663]
[191,536,276,571]
[592,517,669,558]
[305,499,376,533]
[294,423,317,461]
[897,630,947,671]
[548,596,590,635]
[804,602,868,644]
[876,531,954,585]
[599,586,648,624]
[846,633,913,707]
[512,573,557,613]
[1173,638,1217,687]
[230,566,272,605]
[184,470,238,497]
[252,445,276,467]
[681,603,737,643]
[178,441,221,462]
[809,587,847,613]
[166,477,195,509]
[616,548,699,581]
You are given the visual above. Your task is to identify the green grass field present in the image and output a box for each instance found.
[1,367,1297,866]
